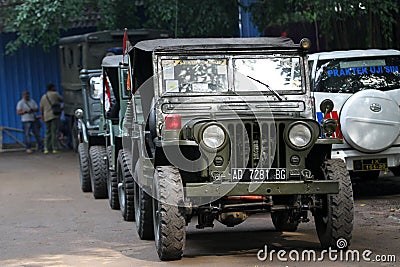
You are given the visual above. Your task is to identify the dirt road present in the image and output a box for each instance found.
[0,151,399,266]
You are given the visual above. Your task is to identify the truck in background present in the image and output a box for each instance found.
[58,29,170,150]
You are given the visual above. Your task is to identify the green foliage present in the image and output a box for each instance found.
[2,0,398,52]
[3,0,239,54]
[4,0,84,54]
[144,0,239,38]
[96,0,139,30]
[247,0,399,49]
[3,0,139,54]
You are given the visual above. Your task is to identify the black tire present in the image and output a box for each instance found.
[271,210,299,232]
[390,167,400,177]
[349,170,380,180]
[89,145,108,199]
[107,146,119,210]
[78,143,91,192]
[153,166,186,261]
[71,119,79,152]
[134,164,154,239]
[117,150,135,221]
[314,159,354,249]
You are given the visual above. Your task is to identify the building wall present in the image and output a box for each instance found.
[0,33,61,144]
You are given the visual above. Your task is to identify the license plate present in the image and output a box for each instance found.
[353,158,387,171]
[231,168,286,182]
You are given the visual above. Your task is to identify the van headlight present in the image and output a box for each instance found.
[202,125,225,149]
[287,123,312,149]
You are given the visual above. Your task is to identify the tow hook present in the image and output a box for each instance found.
[301,169,314,181]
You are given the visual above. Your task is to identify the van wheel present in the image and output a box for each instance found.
[349,170,380,180]
[314,159,354,249]
[71,119,79,152]
[153,166,186,261]
[78,143,91,192]
[89,145,108,199]
[117,150,135,221]
[271,210,299,232]
[389,167,400,177]
[107,146,119,210]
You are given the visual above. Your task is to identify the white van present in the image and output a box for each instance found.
[309,50,400,179]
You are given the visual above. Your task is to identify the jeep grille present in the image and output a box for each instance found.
[225,121,286,169]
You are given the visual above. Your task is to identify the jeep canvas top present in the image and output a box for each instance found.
[310,49,400,179]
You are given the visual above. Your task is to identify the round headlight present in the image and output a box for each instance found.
[202,125,225,149]
[300,38,311,50]
[74,108,84,119]
[288,123,312,148]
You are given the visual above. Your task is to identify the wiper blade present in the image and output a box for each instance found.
[247,76,283,101]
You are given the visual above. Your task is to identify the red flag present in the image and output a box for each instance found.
[126,68,131,92]
[122,28,133,64]
[103,72,112,111]
[123,28,128,55]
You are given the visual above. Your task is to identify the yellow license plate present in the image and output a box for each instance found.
[353,158,387,171]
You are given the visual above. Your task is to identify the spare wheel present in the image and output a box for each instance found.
[340,89,400,153]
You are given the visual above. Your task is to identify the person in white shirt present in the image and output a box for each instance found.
[16,91,44,153]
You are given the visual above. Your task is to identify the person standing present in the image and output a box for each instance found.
[40,83,63,154]
[16,91,44,153]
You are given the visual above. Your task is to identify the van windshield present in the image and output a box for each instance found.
[314,56,400,93]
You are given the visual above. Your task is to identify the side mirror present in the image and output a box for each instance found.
[75,108,84,119]
[319,99,337,137]
[322,118,337,137]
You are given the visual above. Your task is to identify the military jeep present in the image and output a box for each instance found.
[76,55,134,212]
[75,68,107,198]
[99,55,136,221]
[123,38,354,261]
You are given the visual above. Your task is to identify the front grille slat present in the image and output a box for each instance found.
[225,121,285,170]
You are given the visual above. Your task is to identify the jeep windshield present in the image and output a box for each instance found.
[160,56,303,94]
[313,56,400,93]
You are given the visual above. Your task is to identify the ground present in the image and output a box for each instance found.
[0,151,399,267]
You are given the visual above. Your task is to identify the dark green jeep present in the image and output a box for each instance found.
[123,37,354,261]
[76,54,136,222]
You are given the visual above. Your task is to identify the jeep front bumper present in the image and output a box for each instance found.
[185,180,339,197]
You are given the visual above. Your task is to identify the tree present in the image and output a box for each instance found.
[246,0,399,50]
[143,0,239,38]
[3,0,239,54]
[2,0,139,54]
[96,0,139,31]
[3,0,85,54]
